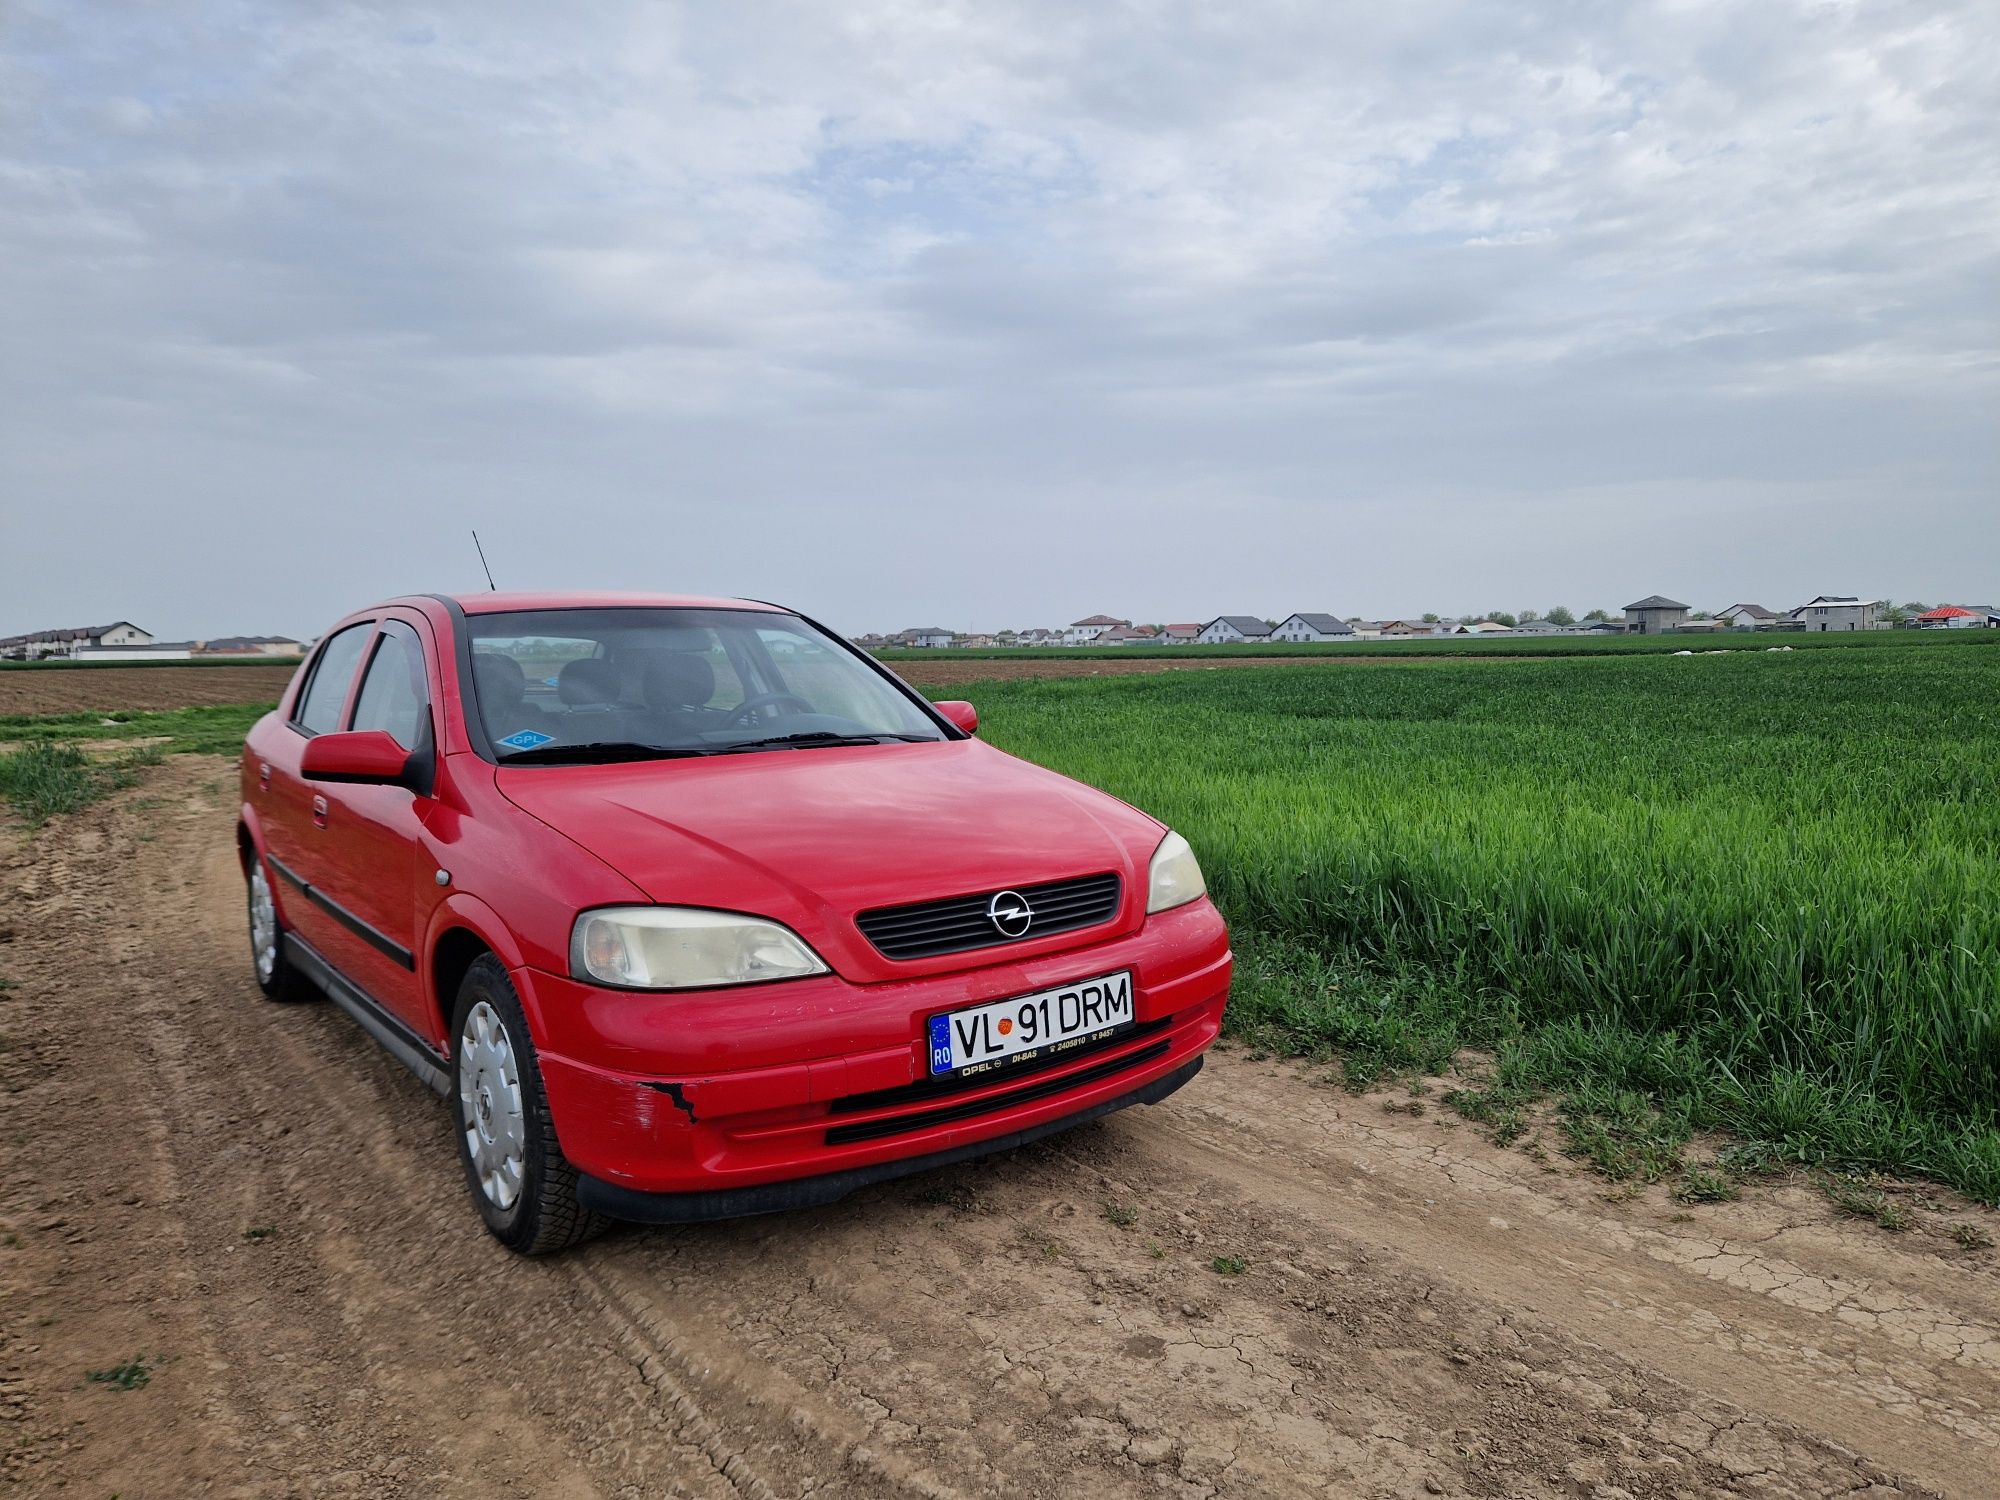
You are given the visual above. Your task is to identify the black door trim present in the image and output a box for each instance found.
[266,851,416,971]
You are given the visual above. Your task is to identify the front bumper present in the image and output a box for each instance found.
[576,1057,1204,1223]
[521,897,1230,1202]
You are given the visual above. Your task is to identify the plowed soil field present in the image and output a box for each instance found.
[0,656,1477,717]
[0,665,299,715]
[890,655,1522,686]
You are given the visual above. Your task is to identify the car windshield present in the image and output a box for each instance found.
[464,607,947,763]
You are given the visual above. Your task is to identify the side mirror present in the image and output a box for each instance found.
[300,729,415,787]
[934,700,978,735]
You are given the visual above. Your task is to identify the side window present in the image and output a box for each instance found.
[350,621,432,750]
[293,624,373,736]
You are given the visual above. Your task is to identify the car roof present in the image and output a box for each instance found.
[401,591,789,617]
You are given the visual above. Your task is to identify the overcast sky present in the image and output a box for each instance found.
[3,2,1995,639]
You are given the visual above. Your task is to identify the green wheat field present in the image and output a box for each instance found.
[945,638,2000,1200]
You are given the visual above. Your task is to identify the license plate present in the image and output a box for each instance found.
[927,970,1135,1078]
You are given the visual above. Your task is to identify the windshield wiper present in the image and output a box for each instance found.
[716,731,934,754]
[500,732,935,764]
[496,741,714,765]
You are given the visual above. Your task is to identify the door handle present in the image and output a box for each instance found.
[311,794,328,829]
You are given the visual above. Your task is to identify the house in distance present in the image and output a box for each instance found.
[1794,597,1884,632]
[1064,614,1130,646]
[1714,604,1779,629]
[1624,596,1692,634]
[0,620,171,660]
[1270,613,1355,643]
[1916,604,1996,630]
[1197,616,1274,644]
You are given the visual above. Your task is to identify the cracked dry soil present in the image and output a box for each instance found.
[4,758,1997,1498]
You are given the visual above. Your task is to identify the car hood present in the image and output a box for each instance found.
[493,739,1162,980]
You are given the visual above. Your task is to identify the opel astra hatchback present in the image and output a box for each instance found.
[239,593,1231,1253]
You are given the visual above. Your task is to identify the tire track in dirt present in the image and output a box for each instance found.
[5,757,1995,1497]
[1141,1100,1997,1490]
[214,1002,895,1498]
[572,1260,980,1500]
[1188,1068,2000,1392]
[1,775,279,1494]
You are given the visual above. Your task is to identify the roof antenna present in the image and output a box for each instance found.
[471,529,497,591]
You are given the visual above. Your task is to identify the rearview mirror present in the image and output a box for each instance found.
[300,729,415,787]
[934,700,978,735]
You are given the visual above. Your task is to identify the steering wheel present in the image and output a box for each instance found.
[725,692,815,725]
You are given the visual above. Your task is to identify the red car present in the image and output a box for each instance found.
[239,593,1231,1253]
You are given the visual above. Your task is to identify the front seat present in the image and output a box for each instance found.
[641,654,717,743]
[643,653,715,712]
[556,657,621,712]
[471,653,551,736]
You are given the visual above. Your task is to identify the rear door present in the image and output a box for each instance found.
[309,613,440,1036]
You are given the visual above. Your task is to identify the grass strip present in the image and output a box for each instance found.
[0,703,268,823]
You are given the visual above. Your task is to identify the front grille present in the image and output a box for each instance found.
[854,871,1122,961]
[824,1038,1173,1145]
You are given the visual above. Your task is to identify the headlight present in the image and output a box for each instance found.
[1145,830,1207,914]
[570,906,830,990]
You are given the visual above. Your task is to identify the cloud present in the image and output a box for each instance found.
[2,0,1995,636]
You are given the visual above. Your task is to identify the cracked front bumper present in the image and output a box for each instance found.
[574,1056,1205,1223]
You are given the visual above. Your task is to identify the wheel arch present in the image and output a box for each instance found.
[235,806,303,930]
[423,893,535,1047]
[235,803,267,873]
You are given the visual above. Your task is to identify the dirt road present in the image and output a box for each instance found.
[4,757,1996,1497]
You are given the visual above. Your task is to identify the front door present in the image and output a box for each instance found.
[310,614,438,1037]
[261,620,375,962]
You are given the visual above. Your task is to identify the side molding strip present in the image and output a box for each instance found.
[267,852,416,971]
[283,933,449,1097]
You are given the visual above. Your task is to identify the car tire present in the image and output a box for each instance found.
[246,854,313,1003]
[450,955,609,1255]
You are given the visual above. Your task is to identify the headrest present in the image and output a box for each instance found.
[643,653,716,710]
[471,653,527,712]
[557,657,620,707]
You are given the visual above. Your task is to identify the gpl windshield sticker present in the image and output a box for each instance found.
[496,729,554,750]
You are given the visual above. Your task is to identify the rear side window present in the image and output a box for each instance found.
[349,621,431,750]
[294,624,372,735]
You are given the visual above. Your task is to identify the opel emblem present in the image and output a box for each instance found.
[987,889,1034,937]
